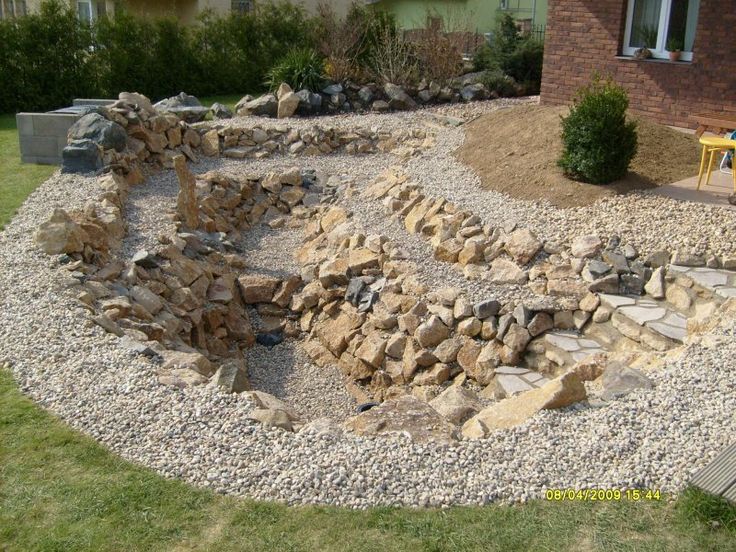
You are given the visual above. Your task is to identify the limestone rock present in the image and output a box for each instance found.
[211,359,250,393]
[277,91,301,119]
[174,156,198,229]
[505,228,542,265]
[429,386,483,425]
[237,274,280,303]
[344,395,459,444]
[434,337,463,363]
[487,258,527,285]
[462,372,587,438]
[601,361,654,400]
[571,235,602,258]
[201,129,220,156]
[415,315,450,348]
[161,350,215,377]
[34,208,88,254]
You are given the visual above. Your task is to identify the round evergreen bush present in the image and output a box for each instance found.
[266,48,325,93]
[558,77,638,185]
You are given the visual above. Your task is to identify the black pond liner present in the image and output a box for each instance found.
[255,332,284,347]
[356,402,380,414]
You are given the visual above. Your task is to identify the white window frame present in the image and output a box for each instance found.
[77,0,93,23]
[622,0,699,62]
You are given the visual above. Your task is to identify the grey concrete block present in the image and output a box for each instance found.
[19,135,59,158]
[73,98,115,107]
[15,113,35,137]
[33,114,78,136]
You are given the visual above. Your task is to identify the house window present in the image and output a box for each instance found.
[77,0,93,22]
[1,0,14,19]
[623,0,700,61]
[500,0,509,10]
[232,0,254,15]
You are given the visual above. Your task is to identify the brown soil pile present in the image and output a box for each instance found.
[456,104,701,208]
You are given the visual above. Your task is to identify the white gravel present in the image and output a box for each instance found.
[1,100,735,508]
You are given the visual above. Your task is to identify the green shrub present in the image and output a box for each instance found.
[481,71,518,97]
[502,37,543,94]
[266,48,325,91]
[558,77,638,185]
[473,44,497,72]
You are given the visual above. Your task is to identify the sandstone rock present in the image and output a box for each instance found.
[571,235,602,258]
[131,285,163,315]
[644,266,665,299]
[278,91,301,119]
[319,257,349,287]
[434,337,463,363]
[487,258,528,285]
[589,274,620,294]
[457,317,482,337]
[472,341,502,385]
[385,333,407,359]
[161,350,215,377]
[473,299,501,319]
[579,292,601,312]
[174,156,198,229]
[237,94,277,117]
[434,239,464,262]
[248,408,295,431]
[201,129,220,156]
[665,284,692,310]
[415,315,450,348]
[527,312,553,336]
[502,323,531,353]
[34,208,88,254]
[456,338,481,372]
[570,352,608,381]
[462,372,587,438]
[355,332,387,368]
[505,228,542,265]
[211,359,250,392]
[344,395,458,444]
[412,363,450,386]
[237,274,280,303]
[429,386,483,425]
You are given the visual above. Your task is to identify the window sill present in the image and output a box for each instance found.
[615,55,692,65]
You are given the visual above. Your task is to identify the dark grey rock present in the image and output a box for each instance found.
[584,260,612,280]
[621,274,645,295]
[296,90,323,116]
[132,249,158,269]
[211,102,233,119]
[383,83,417,110]
[61,139,103,174]
[622,244,638,260]
[601,362,654,400]
[460,83,490,102]
[237,94,277,117]
[474,299,501,319]
[345,278,366,307]
[358,291,379,313]
[154,92,210,123]
[588,274,620,294]
[513,304,532,327]
[602,250,630,273]
[322,83,343,95]
[496,313,514,341]
[372,100,390,112]
[68,113,127,152]
[358,86,374,105]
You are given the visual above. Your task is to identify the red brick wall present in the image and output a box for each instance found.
[540,0,736,128]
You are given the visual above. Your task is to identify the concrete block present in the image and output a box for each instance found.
[33,113,78,136]
[19,135,59,158]
[15,113,35,136]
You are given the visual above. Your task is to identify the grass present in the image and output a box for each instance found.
[0,114,55,228]
[1,108,735,550]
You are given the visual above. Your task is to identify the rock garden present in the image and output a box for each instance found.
[2,88,736,509]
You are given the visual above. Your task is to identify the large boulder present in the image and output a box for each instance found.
[601,361,654,400]
[210,102,233,119]
[153,92,210,123]
[429,386,483,425]
[296,89,323,116]
[460,83,490,102]
[34,208,88,254]
[61,139,103,174]
[236,94,278,117]
[67,113,127,152]
[462,372,587,438]
[278,91,301,119]
[384,83,417,111]
[344,395,459,444]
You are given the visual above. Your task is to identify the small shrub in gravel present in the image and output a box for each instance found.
[481,71,518,98]
[558,76,638,185]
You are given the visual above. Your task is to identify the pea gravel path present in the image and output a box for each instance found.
[1,101,735,507]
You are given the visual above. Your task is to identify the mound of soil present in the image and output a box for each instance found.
[456,104,701,208]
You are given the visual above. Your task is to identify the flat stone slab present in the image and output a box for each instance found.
[669,265,736,291]
[619,305,667,326]
[599,294,636,309]
[545,332,582,352]
[646,321,687,342]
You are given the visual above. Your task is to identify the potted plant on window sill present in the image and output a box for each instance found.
[667,38,684,62]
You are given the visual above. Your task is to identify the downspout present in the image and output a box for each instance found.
[532,0,537,26]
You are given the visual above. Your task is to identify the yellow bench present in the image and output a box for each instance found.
[697,136,736,191]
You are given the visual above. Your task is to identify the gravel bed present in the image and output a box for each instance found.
[246,340,355,422]
[1,106,734,508]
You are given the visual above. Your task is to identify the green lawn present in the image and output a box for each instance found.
[0,114,55,229]
[1,110,735,551]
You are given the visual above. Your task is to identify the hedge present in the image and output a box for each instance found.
[0,0,316,113]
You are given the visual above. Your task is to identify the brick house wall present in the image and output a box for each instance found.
[540,0,736,128]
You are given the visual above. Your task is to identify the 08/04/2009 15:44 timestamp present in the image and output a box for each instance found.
[545,489,662,502]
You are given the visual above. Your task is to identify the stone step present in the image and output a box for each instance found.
[598,293,687,350]
[488,366,551,399]
[542,331,606,367]
[668,265,736,299]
